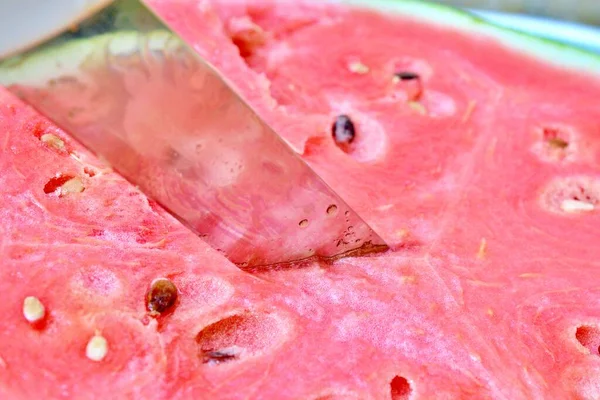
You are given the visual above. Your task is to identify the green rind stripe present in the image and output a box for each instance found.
[3,0,599,87]
[343,0,600,74]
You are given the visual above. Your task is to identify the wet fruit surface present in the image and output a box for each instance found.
[2,0,600,399]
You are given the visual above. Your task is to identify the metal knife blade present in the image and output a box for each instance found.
[0,0,388,268]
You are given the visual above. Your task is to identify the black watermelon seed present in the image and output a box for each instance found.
[146,278,178,314]
[394,71,420,81]
[332,114,356,145]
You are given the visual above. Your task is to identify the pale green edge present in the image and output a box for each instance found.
[343,0,600,75]
[3,0,600,86]
[0,30,181,86]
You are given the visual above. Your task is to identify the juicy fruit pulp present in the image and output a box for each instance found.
[2,0,600,399]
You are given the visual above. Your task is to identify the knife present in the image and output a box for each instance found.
[0,0,388,268]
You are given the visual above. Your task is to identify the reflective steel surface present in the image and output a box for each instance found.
[0,0,388,268]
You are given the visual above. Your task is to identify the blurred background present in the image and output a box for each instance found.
[438,0,599,25]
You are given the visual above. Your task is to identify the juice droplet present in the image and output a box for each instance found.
[326,204,338,216]
[299,219,309,228]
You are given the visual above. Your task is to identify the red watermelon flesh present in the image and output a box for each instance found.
[3,0,600,398]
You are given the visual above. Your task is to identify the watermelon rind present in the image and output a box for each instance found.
[0,30,184,87]
[342,0,600,74]
[2,0,600,87]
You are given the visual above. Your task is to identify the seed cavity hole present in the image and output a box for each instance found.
[544,127,569,149]
[540,176,600,215]
[196,312,288,366]
[393,71,423,101]
[533,125,578,163]
[347,60,369,74]
[43,174,84,196]
[576,325,600,355]
[227,16,267,63]
[390,375,412,400]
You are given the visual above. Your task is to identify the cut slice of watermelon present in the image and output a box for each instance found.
[2,0,600,398]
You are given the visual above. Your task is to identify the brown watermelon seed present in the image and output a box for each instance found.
[543,127,569,149]
[298,219,309,228]
[390,375,412,400]
[548,137,569,149]
[332,115,356,147]
[146,278,178,314]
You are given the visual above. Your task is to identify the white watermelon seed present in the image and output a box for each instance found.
[60,177,85,195]
[22,296,45,323]
[40,133,65,150]
[347,61,369,74]
[86,334,108,362]
[407,101,427,115]
[560,199,595,213]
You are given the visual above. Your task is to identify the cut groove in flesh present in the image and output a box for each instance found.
[227,16,268,63]
[543,127,570,149]
[575,325,600,355]
[532,124,579,163]
[44,175,75,194]
[196,312,287,365]
[390,375,412,400]
[540,176,600,214]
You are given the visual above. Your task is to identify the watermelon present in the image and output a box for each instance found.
[2,0,600,398]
